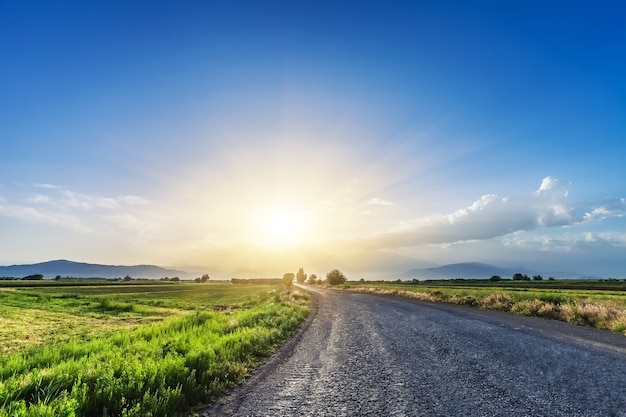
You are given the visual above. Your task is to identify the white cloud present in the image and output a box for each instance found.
[502,231,626,252]
[118,195,149,205]
[0,201,89,232]
[0,184,153,234]
[583,198,626,222]
[363,176,621,249]
[366,198,394,206]
[24,193,51,204]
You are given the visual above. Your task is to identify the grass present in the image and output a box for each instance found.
[0,282,309,417]
[338,280,626,335]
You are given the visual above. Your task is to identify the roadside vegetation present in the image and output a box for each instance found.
[332,279,626,335]
[0,281,309,417]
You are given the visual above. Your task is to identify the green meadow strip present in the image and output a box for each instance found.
[0,286,308,417]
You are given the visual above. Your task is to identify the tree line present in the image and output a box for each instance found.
[282,268,347,286]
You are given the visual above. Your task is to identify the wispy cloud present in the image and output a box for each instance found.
[502,231,626,252]
[0,184,153,234]
[0,200,89,232]
[363,177,625,249]
[583,198,626,222]
[366,198,394,206]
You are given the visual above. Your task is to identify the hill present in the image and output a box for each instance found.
[0,259,192,279]
[396,262,595,280]
[396,262,533,280]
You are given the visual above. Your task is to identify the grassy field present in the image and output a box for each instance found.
[0,282,309,417]
[339,279,626,335]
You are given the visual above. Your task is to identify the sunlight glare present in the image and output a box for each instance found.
[249,203,311,249]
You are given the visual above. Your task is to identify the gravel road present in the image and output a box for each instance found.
[205,286,626,417]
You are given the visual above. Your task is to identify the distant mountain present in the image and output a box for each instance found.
[395,262,598,280]
[0,259,192,279]
[396,262,533,280]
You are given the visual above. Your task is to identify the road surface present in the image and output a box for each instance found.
[204,286,626,416]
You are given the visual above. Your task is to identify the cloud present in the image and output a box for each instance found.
[0,200,89,232]
[583,198,626,222]
[0,184,153,234]
[366,198,394,206]
[502,232,626,252]
[363,176,620,249]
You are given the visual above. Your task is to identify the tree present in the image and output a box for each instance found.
[170,276,180,283]
[512,273,525,281]
[307,274,317,285]
[532,274,543,281]
[296,268,307,283]
[283,272,295,286]
[489,275,502,282]
[201,273,210,283]
[326,269,346,285]
[23,274,43,281]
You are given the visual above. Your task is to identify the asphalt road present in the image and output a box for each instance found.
[205,286,626,417]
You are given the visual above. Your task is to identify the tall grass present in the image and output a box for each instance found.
[345,283,626,335]
[0,285,309,417]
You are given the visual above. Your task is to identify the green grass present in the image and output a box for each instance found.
[339,280,626,334]
[0,282,309,417]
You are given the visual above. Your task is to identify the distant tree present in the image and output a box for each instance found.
[307,274,318,285]
[201,273,210,283]
[512,273,525,281]
[532,274,543,281]
[170,276,180,283]
[283,272,295,286]
[54,275,62,281]
[194,277,202,283]
[23,274,43,281]
[489,275,502,282]
[296,268,307,283]
[326,269,346,285]
[123,275,132,281]
[523,274,531,281]
[548,277,555,281]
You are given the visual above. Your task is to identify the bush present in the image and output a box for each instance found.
[326,269,346,285]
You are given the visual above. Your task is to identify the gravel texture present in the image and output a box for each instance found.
[204,286,626,417]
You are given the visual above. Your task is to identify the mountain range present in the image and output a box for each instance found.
[395,262,592,280]
[0,260,593,281]
[0,260,192,279]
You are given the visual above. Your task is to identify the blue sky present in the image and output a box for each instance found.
[1,1,625,278]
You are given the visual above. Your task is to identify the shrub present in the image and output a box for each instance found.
[481,293,513,311]
[326,269,346,285]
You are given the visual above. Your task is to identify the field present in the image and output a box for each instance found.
[340,279,626,334]
[0,281,309,417]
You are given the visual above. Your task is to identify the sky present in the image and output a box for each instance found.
[1,0,625,279]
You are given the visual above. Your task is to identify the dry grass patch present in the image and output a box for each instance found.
[511,299,563,320]
[562,300,626,329]
[350,286,437,301]
[481,293,513,311]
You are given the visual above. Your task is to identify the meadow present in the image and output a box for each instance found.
[341,279,626,335]
[0,281,309,417]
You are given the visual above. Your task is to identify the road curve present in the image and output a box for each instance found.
[204,286,626,417]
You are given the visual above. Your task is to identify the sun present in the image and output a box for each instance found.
[250,203,309,249]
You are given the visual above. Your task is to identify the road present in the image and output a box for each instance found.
[205,286,626,416]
